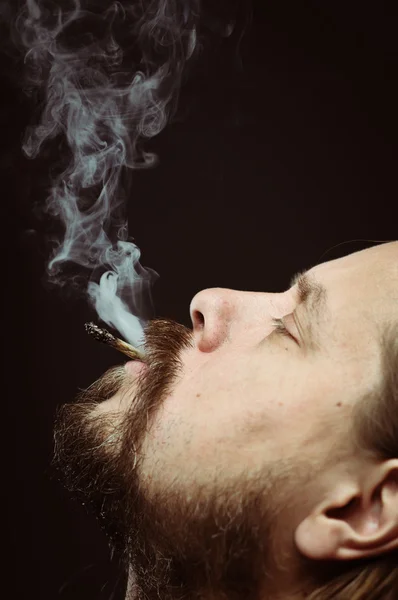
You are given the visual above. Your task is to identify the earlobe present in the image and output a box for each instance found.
[295,461,398,562]
[295,511,349,561]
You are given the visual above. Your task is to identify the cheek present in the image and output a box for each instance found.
[145,354,285,474]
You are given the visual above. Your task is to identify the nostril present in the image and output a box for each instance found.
[193,309,205,330]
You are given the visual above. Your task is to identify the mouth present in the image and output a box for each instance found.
[125,360,147,378]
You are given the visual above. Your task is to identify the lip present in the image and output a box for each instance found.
[125,360,147,377]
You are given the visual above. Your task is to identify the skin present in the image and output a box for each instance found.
[54,241,398,600]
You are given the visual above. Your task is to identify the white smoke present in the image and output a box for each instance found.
[12,0,200,346]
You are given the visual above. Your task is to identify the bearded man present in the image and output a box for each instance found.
[53,240,398,600]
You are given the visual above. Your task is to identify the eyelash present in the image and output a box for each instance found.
[271,317,294,340]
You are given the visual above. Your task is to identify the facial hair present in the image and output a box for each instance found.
[53,318,325,600]
[53,318,193,554]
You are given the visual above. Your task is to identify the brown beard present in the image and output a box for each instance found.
[52,318,195,563]
[53,318,332,600]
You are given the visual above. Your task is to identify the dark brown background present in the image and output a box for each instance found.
[2,2,397,599]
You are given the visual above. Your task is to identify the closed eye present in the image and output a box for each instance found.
[271,317,298,343]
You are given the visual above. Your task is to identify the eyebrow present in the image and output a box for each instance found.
[288,269,329,350]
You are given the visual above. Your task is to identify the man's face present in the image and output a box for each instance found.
[53,241,398,600]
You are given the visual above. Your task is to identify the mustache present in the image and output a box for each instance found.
[144,317,194,359]
[52,317,194,552]
[75,317,194,407]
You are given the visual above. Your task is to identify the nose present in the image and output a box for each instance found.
[190,288,237,352]
[190,287,283,353]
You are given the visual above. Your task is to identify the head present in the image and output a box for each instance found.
[53,240,398,600]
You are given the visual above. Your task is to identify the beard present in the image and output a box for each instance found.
[53,318,326,600]
[53,318,193,557]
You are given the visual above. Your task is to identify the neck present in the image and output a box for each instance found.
[124,570,309,600]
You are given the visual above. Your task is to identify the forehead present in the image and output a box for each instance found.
[312,241,398,287]
[348,240,398,267]
[309,241,398,332]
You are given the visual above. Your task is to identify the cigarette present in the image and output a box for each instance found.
[84,322,145,361]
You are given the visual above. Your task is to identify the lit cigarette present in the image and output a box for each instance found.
[84,322,145,361]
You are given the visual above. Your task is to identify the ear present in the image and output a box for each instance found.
[295,459,398,561]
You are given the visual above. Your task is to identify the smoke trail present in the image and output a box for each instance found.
[12,0,200,346]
